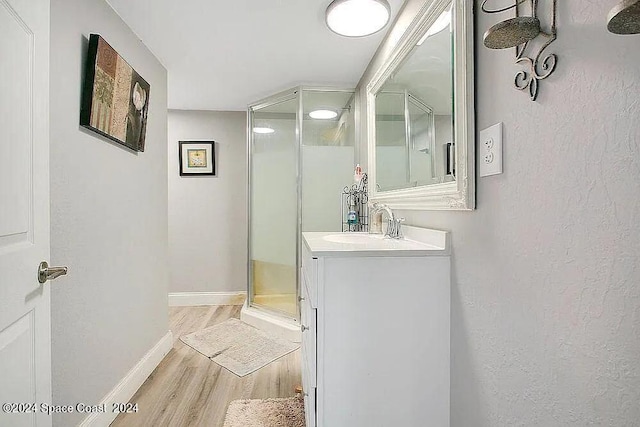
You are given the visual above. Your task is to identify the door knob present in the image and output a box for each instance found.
[38,261,68,284]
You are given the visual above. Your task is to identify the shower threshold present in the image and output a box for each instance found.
[240,301,301,343]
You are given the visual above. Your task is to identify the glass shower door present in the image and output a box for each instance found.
[248,94,298,318]
[301,89,356,232]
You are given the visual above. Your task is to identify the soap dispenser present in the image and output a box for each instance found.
[369,204,383,234]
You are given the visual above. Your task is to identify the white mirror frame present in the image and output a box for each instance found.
[366,0,475,210]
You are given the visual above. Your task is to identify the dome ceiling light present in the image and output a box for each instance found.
[326,0,391,37]
[309,109,338,119]
[253,127,275,134]
[417,8,451,46]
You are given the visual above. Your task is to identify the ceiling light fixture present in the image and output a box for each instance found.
[417,8,452,46]
[253,127,275,134]
[309,109,338,119]
[326,0,391,37]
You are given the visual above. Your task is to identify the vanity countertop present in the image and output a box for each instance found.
[302,226,450,257]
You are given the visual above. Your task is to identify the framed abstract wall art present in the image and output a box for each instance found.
[179,141,216,176]
[80,34,150,152]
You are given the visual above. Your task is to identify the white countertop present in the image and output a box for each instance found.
[302,226,450,257]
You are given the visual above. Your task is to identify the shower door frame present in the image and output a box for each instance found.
[247,86,359,323]
[247,87,301,322]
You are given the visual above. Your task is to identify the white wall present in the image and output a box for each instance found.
[168,110,247,293]
[357,1,640,425]
[50,0,169,425]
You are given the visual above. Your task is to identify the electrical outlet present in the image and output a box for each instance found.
[479,123,503,177]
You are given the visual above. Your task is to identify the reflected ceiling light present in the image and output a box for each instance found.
[417,9,452,45]
[326,0,391,37]
[253,127,275,134]
[309,109,338,119]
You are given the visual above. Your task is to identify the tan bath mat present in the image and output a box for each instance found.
[180,318,299,377]
[223,397,305,427]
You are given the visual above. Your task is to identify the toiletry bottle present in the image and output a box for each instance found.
[347,209,358,225]
[347,195,358,226]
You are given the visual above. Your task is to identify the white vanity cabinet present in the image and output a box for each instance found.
[300,230,451,427]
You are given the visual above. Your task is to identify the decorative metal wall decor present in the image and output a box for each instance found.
[481,0,558,101]
[608,0,640,35]
[342,173,369,232]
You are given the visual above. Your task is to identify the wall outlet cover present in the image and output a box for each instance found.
[479,123,503,177]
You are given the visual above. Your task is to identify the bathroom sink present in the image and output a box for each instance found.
[322,233,384,244]
[304,228,449,256]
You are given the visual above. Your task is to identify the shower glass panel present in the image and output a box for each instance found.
[376,91,445,190]
[375,92,407,191]
[249,94,298,318]
[408,95,435,186]
[248,88,355,322]
[301,90,355,233]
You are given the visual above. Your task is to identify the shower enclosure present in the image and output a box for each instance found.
[375,90,453,191]
[243,87,356,332]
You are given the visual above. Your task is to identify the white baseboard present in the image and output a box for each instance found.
[78,331,173,427]
[168,291,247,306]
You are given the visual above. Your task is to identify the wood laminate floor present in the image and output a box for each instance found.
[111,305,301,427]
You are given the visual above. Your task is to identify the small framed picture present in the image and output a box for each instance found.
[179,141,216,176]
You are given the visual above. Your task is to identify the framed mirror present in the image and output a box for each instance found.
[366,0,475,210]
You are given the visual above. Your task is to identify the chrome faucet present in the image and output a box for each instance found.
[388,216,405,239]
[369,203,404,239]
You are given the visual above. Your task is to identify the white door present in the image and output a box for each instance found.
[0,0,53,426]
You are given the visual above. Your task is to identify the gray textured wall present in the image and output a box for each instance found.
[357,1,640,425]
[50,0,169,425]
[168,110,247,293]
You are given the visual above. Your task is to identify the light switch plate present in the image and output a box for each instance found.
[479,123,503,177]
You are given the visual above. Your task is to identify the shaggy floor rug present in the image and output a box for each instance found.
[223,397,305,427]
[180,318,299,377]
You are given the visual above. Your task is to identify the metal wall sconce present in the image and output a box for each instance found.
[608,0,640,34]
[481,0,557,101]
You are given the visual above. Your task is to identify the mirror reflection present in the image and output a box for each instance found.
[375,5,454,192]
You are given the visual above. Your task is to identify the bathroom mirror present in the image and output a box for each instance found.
[366,0,475,210]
